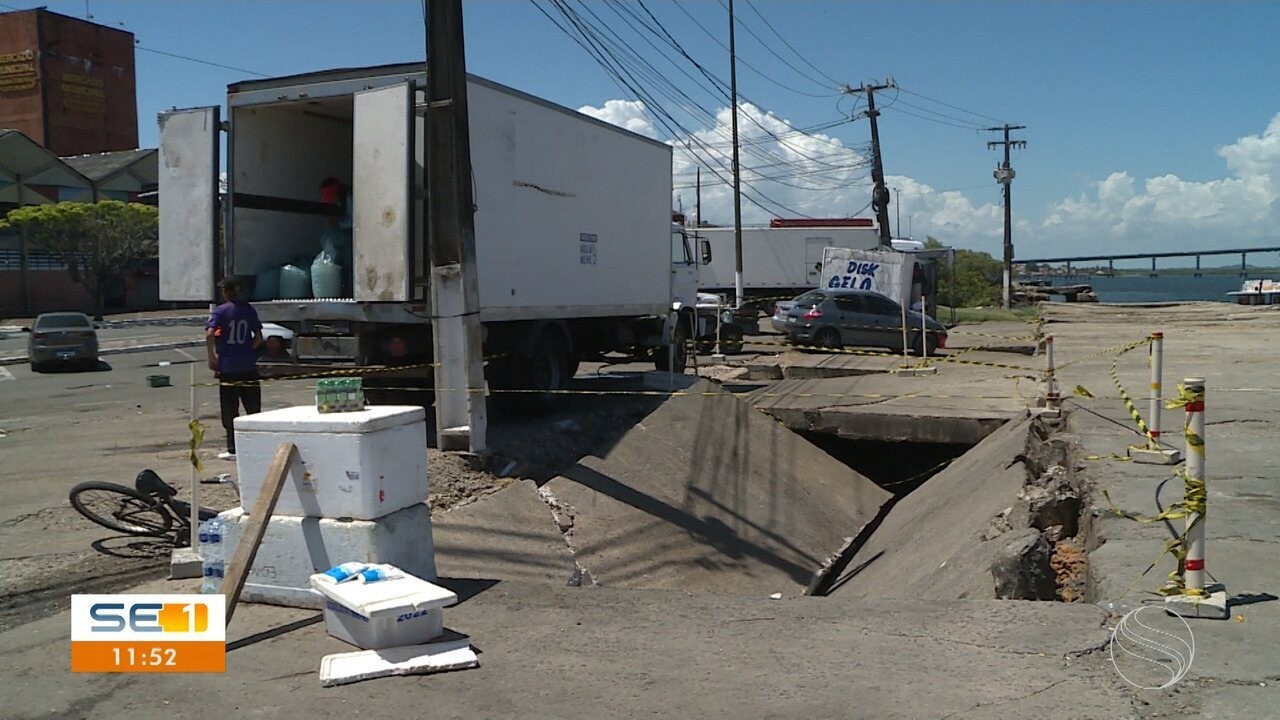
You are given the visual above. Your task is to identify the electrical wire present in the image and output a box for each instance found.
[896,85,1009,125]
[714,0,840,93]
[136,46,268,77]
[666,0,840,99]
[741,0,843,87]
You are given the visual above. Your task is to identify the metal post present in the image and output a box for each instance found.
[1183,377,1206,594]
[900,301,908,364]
[15,176,32,314]
[1148,332,1163,449]
[1151,256,1157,277]
[1241,252,1247,277]
[189,363,200,549]
[1194,255,1202,278]
[920,295,928,362]
[1044,334,1058,406]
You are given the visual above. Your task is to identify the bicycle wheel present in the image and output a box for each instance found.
[69,481,173,537]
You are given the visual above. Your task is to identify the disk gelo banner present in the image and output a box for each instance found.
[820,247,914,305]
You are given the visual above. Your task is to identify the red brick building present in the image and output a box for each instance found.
[0,7,137,156]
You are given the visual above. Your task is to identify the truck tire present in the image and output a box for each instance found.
[719,324,745,354]
[654,325,688,373]
[512,334,568,410]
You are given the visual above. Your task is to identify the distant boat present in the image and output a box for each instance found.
[1226,279,1280,305]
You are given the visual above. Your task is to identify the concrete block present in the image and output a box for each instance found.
[892,365,938,376]
[220,503,436,609]
[1165,586,1230,620]
[991,528,1056,600]
[169,547,203,579]
[234,405,428,520]
[1128,445,1183,465]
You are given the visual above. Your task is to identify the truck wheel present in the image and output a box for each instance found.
[719,325,745,354]
[654,325,688,373]
[519,335,568,408]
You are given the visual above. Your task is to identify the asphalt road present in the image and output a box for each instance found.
[0,323,202,363]
[0,345,313,630]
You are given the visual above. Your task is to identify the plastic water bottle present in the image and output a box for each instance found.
[200,516,225,594]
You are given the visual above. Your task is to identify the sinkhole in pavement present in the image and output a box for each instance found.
[798,432,978,497]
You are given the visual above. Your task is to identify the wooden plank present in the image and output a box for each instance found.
[223,442,298,624]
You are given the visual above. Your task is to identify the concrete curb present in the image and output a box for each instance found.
[0,339,205,366]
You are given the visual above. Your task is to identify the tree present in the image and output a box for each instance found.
[924,236,1003,307]
[1,201,159,315]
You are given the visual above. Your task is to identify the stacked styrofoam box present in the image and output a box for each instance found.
[223,406,433,608]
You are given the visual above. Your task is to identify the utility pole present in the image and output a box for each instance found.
[728,0,744,306]
[843,79,896,247]
[425,0,487,452]
[986,124,1027,309]
[695,166,701,228]
[892,186,900,238]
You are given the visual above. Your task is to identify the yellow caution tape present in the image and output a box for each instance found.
[1073,385,1094,398]
[188,419,205,473]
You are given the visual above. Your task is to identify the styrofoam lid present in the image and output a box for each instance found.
[234,405,426,433]
[309,569,457,620]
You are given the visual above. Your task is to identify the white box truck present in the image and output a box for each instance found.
[158,63,701,395]
[695,219,881,299]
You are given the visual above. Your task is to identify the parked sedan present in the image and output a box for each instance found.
[26,312,100,371]
[781,289,947,355]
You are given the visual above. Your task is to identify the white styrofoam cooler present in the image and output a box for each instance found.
[310,569,456,650]
[219,503,436,609]
[233,405,428,520]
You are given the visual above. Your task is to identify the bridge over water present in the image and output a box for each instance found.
[1015,246,1280,277]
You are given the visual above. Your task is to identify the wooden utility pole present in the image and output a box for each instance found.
[728,0,745,306]
[426,0,487,452]
[843,79,896,246]
[986,124,1027,309]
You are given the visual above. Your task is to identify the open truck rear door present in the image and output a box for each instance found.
[158,106,220,302]
[352,81,413,302]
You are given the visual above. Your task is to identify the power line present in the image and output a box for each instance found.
[740,0,843,87]
[136,45,268,77]
[896,85,1008,125]
[665,0,839,99]
[713,0,840,93]
[885,105,985,131]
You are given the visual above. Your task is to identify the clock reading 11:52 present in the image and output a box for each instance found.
[112,647,178,667]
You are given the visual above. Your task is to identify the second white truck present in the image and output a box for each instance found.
[695,218,881,299]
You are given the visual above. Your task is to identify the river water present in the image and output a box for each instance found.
[1024,274,1253,303]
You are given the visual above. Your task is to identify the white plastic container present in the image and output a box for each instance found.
[233,405,427,520]
[219,503,436,609]
[310,568,457,650]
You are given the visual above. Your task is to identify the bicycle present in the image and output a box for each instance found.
[68,470,238,546]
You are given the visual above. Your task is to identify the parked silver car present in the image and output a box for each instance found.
[780,289,947,355]
[26,312,99,371]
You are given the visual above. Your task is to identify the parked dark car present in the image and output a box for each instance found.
[780,289,947,355]
[25,312,100,371]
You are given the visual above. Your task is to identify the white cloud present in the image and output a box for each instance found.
[581,99,1280,257]
[578,99,658,139]
[1039,112,1280,252]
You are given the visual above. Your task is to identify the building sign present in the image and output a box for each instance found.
[820,247,914,306]
[0,49,37,93]
[60,71,107,113]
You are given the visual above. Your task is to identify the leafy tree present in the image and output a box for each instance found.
[1,200,158,314]
[924,236,1003,307]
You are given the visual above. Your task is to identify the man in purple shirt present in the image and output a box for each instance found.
[205,278,264,460]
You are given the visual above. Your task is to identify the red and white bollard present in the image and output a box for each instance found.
[1165,376,1228,618]
[1043,335,1059,408]
[1131,331,1181,464]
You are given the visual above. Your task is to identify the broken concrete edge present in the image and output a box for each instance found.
[1165,588,1230,620]
[0,339,206,366]
[535,484,596,588]
[980,417,1097,602]
[805,497,899,597]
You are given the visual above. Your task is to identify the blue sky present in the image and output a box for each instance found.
[6,0,1280,259]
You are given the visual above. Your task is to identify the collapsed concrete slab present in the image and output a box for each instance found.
[539,380,891,595]
[829,417,1032,599]
[431,480,579,586]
